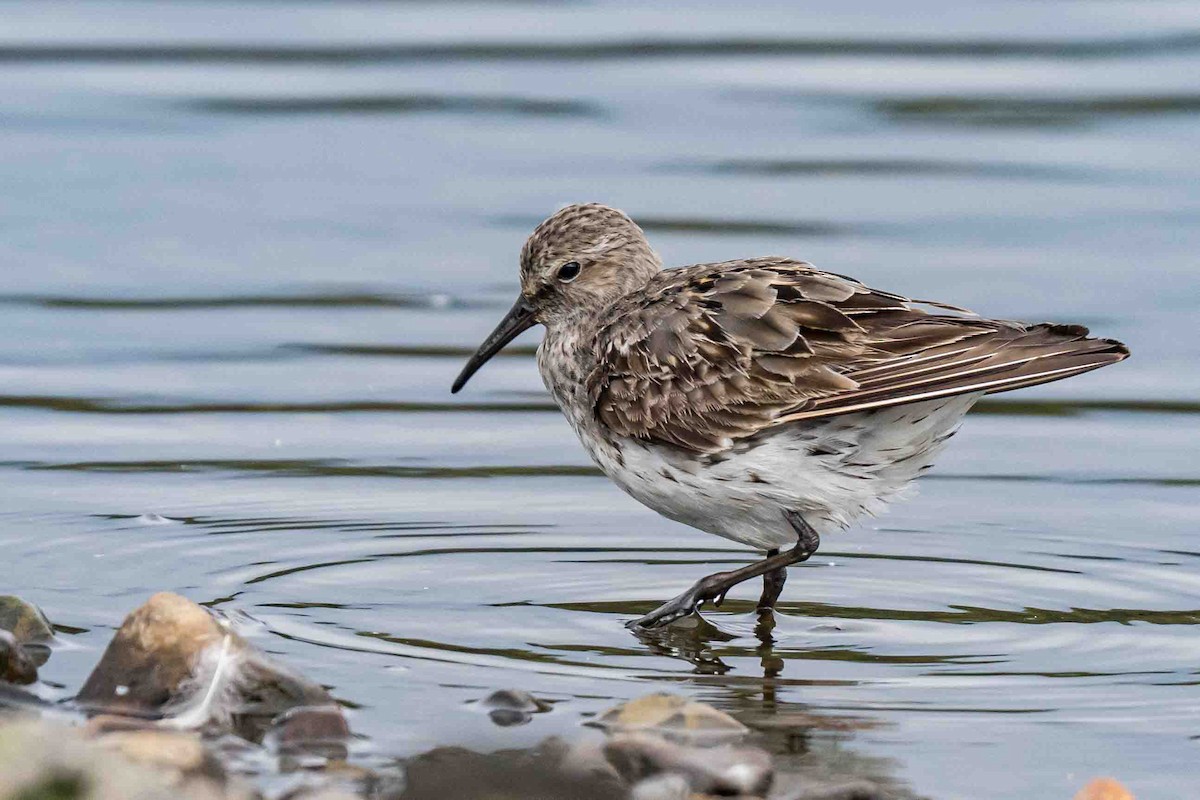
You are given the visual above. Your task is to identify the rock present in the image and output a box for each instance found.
[603,732,773,797]
[555,735,621,783]
[0,595,55,682]
[592,693,749,745]
[270,705,352,759]
[97,730,225,785]
[76,592,347,744]
[401,744,624,800]
[1074,778,1134,800]
[0,718,254,800]
[478,689,552,727]
[0,629,38,684]
[0,595,55,644]
[629,772,690,800]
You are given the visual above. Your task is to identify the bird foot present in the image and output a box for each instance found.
[626,573,731,630]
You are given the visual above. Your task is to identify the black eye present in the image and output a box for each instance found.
[557,261,581,283]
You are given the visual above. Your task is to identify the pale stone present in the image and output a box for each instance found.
[593,693,749,745]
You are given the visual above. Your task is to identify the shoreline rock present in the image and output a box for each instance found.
[76,592,347,750]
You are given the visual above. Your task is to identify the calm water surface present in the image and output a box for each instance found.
[1,2,1198,798]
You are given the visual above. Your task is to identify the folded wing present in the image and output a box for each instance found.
[587,259,1128,453]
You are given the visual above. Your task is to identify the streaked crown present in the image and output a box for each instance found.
[519,203,662,322]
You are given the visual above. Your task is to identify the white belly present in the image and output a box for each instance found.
[589,395,980,551]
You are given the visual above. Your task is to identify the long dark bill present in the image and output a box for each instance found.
[450,296,537,393]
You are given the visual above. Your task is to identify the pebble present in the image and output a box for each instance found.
[603,732,773,797]
[592,692,749,745]
[478,688,552,727]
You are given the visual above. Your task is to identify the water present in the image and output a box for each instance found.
[1,1,1198,797]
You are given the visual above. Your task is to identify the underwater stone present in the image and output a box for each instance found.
[479,688,552,727]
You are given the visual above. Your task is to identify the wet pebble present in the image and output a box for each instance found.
[604,732,773,797]
[271,705,352,760]
[400,743,623,800]
[592,692,749,745]
[478,688,552,726]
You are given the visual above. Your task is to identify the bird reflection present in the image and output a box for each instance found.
[629,608,785,683]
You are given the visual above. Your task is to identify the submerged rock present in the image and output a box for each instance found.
[478,688,552,727]
[592,692,749,745]
[76,592,347,748]
[270,704,353,760]
[400,743,623,800]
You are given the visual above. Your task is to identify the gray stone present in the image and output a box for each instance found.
[270,704,352,759]
[400,744,624,800]
[604,732,773,797]
[478,688,552,727]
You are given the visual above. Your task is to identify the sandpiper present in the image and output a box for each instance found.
[451,204,1129,629]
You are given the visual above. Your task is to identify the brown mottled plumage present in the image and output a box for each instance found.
[452,203,1129,629]
[589,258,1126,453]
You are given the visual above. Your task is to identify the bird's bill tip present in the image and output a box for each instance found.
[451,296,537,393]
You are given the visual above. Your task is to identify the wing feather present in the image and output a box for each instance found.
[587,259,1128,454]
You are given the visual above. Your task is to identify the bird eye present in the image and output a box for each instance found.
[557,261,581,283]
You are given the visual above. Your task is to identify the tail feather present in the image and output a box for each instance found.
[779,323,1129,422]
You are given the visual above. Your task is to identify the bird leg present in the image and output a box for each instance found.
[757,549,787,611]
[627,511,820,629]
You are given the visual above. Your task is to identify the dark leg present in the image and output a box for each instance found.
[627,511,820,629]
[757,548,787,611]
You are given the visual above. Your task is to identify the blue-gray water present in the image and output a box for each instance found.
[1,2,1198,797]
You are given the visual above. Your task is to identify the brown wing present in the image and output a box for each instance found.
[587,258,1128,453]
